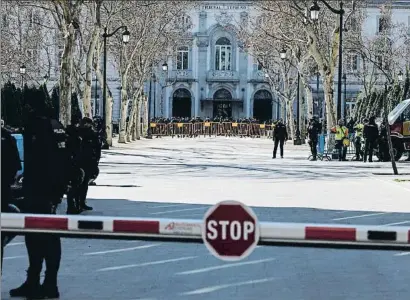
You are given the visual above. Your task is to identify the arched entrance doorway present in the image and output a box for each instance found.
[172,88,191,118]
[213,88,232,118]
[253,90,273,122]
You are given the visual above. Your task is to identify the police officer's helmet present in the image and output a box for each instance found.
[93,116,102,122]
[80,117,94,128]
[338,119,344,126]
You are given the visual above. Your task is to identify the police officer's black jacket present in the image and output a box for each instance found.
[273,123,288,140]
[307,121,322,140]
[363,123,379,142]
[78,125,101,172]
[23,116,70,206]
[1,128,22,211]
[66,124,84,180]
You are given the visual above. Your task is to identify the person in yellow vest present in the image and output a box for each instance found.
[353,118,367,161]
[331,119,349,161]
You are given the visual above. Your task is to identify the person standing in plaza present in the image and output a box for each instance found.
[272,119,288,159]
[10,102,70,299]
[307,116,322,161]
[363,116,379,163]
[331,119,349,161]
[76,117,101,211]
[353,118,366,161]
[1,127,22,270]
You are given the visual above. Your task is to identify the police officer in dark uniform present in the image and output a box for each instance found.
[90,116,103,185]
[93,115,108,150]
[77,117,101,211]
[307,116,322,161]
[273,119,288,159]
[10,102,70,298]
[1,127,22,269]
[363,116,379,163]
[378,121,389,161]
[65,122,85,214]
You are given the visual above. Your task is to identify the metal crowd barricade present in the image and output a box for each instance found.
[147,122,276,138]
[311,133,358,161]
[2,213,410,250]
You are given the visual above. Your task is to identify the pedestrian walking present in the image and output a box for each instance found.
[363,116,379,162]
[1,127,22,271]
[307,116,322,161]
[331,119,349,161]
[272,119,288,159]
[10,102,70,299]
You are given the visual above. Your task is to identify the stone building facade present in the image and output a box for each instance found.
[154,1,277,121]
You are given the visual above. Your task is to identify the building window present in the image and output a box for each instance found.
[378,16,387,33]
[56,48,64,70]
[215,37,232,71]
[33,11,40,25]
[178,15,192,30]
[256,15,266,27]
[26,49,38,64]
[346,98,357,118]
[408,16,410,34]
[376,55,383,69]
[347,54,358,72]
[2,15,8,27]
[349,17,359,32]
[257,57,269,71]
[176,46,189,70]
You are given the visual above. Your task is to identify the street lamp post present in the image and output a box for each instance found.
[152,73,157,119]
[94,75,98,116]
[161,63,168,117]
[310,0,344,121]
[342,73,347,120]
[316,72,320,118]
[147,77,152,139]
[294,72,302,145]
[398,70,404,82]
[102,26,130,147]
[20,64,26,88]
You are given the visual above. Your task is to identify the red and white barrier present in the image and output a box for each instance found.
[2,213,410,250]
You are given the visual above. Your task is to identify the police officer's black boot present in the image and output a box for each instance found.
[66,196,80,215]
[40,271,60,299]
[9,270,42,298]
[80,200,93,211]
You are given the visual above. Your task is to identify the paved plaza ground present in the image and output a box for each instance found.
[2,137,410,300]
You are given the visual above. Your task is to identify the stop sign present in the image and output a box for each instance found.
[202,200,260,261]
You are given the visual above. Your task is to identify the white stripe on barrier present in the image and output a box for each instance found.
[260,222,305,240]
[356,227,370,242]
[2,213,24,229]
[1,213,410,249]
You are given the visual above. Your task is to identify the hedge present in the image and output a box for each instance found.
[1,81,82,127]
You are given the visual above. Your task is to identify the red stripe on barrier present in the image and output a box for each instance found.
[113,220,159,234]
[408,230,410,243]
[25,217,68,230]
[305,227,356,241]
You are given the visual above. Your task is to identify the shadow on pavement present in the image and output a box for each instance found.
[90,184,141,188]
[82,199,410,225]
[99,161,368,180]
